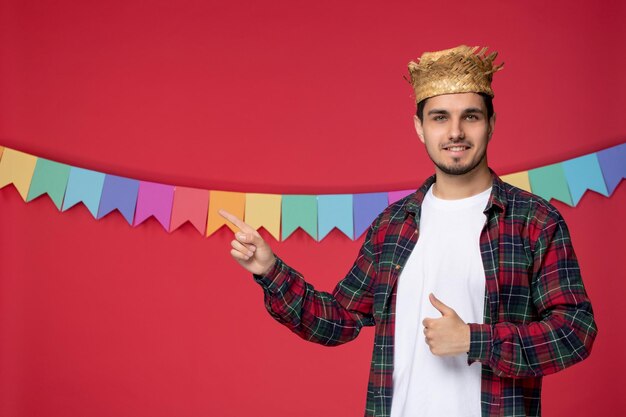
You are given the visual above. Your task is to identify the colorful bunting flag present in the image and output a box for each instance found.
[318,194,353,241]
[388,189,416,205]
[0,142,624,242]
[501,171,531,193]
[282,195,318,241]
[562,154,609,205]
[597,143,626,195]
[97,175,140,225]
[170,186,210,234]
[26,159,71,210]
[133,182,175,230]
[62,167,106,217]
[354,192,389,239]
[207,191,245,236]
[245,194,282,241]
[0,148,38,201]
[528,163,573,206]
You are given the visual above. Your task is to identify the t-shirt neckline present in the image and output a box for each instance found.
[425,184,492,211]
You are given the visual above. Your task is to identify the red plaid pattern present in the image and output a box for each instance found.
[253,169,597,417]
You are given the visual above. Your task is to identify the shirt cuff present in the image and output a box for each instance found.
[467,323,493,365]
[252,255,288,294]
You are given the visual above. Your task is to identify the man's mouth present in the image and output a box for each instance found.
[442,145,471,155]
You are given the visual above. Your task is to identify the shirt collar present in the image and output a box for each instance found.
[403,168,507,216]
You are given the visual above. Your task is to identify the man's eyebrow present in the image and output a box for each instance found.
[427,109,449,115]
[463,107,485,114]
[427,107,485,116]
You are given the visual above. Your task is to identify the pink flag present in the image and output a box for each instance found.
[388,189,416,205]
[133,181,175,230]
[170,186,210,234]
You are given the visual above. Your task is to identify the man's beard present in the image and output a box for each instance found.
[429,150,487,176]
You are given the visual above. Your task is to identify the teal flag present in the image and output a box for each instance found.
[528,163,573,206]
[317,194,353,241]
[62,167,106,217]
[282,195,318,240]
[26,158,71,209]
[562,153,609,205]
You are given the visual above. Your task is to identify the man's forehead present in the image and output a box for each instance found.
[424,92,486,111]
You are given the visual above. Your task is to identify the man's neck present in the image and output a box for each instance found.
[431,165,492,200]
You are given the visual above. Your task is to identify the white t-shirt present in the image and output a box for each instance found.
[389,184,491,417]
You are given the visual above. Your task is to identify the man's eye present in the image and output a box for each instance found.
[434,115,446,121]
[465,114,479,120]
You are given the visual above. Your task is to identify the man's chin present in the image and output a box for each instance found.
[431,152,488,176]
[436,164,472,176]
[435,161,481,176]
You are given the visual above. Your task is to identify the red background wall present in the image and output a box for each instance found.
[1,1,624,416]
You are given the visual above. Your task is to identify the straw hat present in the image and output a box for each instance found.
[407,45,504,103]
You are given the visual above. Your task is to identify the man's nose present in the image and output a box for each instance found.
[449,118,465,141]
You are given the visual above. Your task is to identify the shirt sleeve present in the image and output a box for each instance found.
[467,211,598,378]
[252,222,378,346]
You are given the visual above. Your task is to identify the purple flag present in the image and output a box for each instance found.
[353,192,389,239]
[97,175,140,225]
[597,143,626,195]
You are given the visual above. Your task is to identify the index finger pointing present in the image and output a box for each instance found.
[218,209,248,230]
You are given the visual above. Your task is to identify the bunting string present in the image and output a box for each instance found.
[0,142,624,241]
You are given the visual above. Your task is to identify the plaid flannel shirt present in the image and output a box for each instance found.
[253,169,597,417]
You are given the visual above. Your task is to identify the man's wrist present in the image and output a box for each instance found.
[260,255,277,276]
[252,255,292,296]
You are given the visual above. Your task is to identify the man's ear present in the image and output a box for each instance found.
[414,115,425,144]
[488,112,496,142]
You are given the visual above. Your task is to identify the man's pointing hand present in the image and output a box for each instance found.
[218,209,277,276]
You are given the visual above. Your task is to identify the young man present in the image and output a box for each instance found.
[219,45,597,417]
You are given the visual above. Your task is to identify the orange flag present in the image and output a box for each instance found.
[206,191,246,236]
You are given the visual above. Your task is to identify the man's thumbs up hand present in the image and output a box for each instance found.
[429,293,456,317]
[422,293,471,356]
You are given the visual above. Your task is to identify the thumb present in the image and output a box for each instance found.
[429,293,454,317]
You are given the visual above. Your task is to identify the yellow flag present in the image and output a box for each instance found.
[245,193,282,241]
[206,190,246,236]
[0,148,38,201]
[501,171,531,193]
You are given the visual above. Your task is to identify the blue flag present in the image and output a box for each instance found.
[97,175,140,225]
